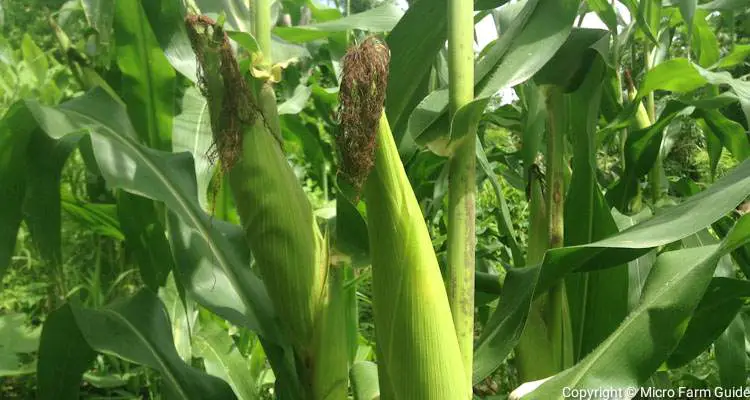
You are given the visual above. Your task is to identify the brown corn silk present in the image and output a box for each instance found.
[337,37,389,196]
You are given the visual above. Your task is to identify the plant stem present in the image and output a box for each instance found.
[544,85,573,370]
[254,0,272,67]
[447,0,476,392]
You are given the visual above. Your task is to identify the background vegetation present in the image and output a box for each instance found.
[0,0,749,399]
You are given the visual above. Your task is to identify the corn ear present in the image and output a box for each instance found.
[363,112,467,398]
[185,17,343,397]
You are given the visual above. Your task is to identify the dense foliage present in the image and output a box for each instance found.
[1,0,749,399]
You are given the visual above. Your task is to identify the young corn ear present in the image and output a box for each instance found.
[185,16,344,397]
[338,38,467,399]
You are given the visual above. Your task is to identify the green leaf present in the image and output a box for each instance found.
[20,34,48,84]
[533,28,610,91]
[277,84,311,115]
[227,31,259,53]
[195,0,251,32]
[141,0,198,82]
[635,59,750,125]
[117,192,173,290]
[667,277,750,368]
[586,0,618,32]
[194,318,257,400]
[0,103,33,276]
[26,88,279,343]
[606,101,693,212]
[0,314,40,376]
[273,4,404,43]
[115,0,176,150]
[715,314,747,387]
[22,131,79,273]
[172,86,215,210]
[699,0,749,11]
[406,0,579,152]
[715,44,750,69]
[474,159,750,383]
[81,0,115,48]
[697,109,750,163]
[520,215,750,399]
[351,361,380,400]
[385,0,448,154]
[159,273,195,362]
[37,304,96,399]
[76,290,235,399]
[690,10,720,67]
[677,0,697,39]
[477,140,524,267]
[563,58,628,361]
[61,196,124,241]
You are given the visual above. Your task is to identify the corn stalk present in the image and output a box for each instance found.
[446,0,476,392]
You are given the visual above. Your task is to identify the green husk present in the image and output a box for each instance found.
[185,15,345,398]
[338,38,466,398]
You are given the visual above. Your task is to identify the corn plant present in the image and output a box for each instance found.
[0,0,750,399]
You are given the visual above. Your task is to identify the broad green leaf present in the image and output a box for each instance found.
[141,0,198,82]
[277,84,311,115]
[61,196,124,240]
[713,215,750,279]
[270,36,312,65]
[715,44,750,69]
[385,0,448,153]
[477,140,523,266]
[586,0,618,32]
[117,192,173,290]
[407,0,579,152]
[606,101,694,212]
[37,304,96,399]
[520,215,750,399]
[0,314,40,376]
[677,0,697,39]
[25,88,279,343]
[20,34,47,84]
[667,277,750,368]
[699,0,749,11]
[334,194,370,267]
[159,273,195,362]
[115,0,176,150]
[273,4,404,43]
[173,86,214,210]
[81,0,115,48]
[194,318,257,400]
[534,28,610,90]
[697,109,750,162]
[635,58,750,124]
[715,314,747,387]
[0,103,33,276]
[74,290,236,399]
[612,208,656,311]
[474,159,750,382]
[114,0,177,290]
[351,361,380,400]
[195,0,251,32]
[563,58,628,361]
[23,131,79,274]
[227,31,259,53]
[690,10,720,67]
